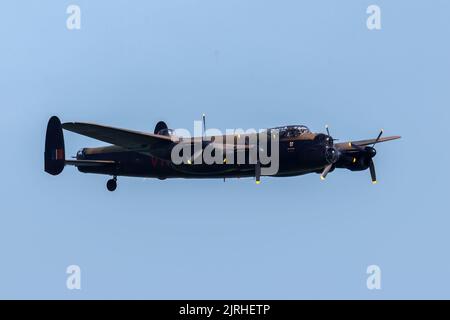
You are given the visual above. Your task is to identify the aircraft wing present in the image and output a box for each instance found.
[65,159,116,167]
[62,122,174,153]
[335,135,401,151]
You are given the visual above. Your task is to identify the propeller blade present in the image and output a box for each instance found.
[202,113,206,139]
[325,125,330,137]
[320,164,333,180]
[255,161,261,184]
[372,129,384,147]
[187,148,203,165]
[369,159,377,184]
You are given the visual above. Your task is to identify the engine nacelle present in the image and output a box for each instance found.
[336,154,371,171]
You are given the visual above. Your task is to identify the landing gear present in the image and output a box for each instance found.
[106,176,117,192]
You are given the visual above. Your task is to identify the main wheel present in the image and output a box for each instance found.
[106,178,117,192]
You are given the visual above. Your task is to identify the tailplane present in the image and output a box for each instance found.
[44,116,65,175]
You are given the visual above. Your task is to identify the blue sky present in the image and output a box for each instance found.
[0,0,449,299]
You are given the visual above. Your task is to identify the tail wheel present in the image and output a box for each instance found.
[106,177,117,192]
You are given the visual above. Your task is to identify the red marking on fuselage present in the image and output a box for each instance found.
[151,157,158,168]
[150,157,169,168]
[55,148,64,160]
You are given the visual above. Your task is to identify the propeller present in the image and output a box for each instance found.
[320,163,333,180]
[187,147,205,165]
[325,124,334,145]
[348,129,384,151]
[255,161,261,184]
[368,129,383,184]
[369,159,377,184]
[372,129,384,147]
[202,113,206,139]
[321,127,384,184]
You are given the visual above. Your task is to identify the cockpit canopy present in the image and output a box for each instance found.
[270,125,310,139]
